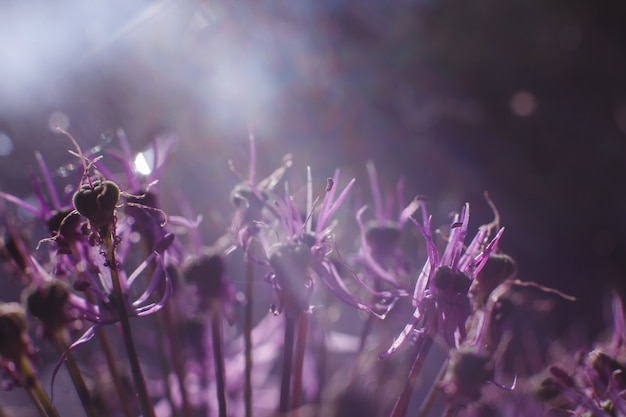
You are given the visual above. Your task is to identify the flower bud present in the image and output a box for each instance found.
[432,266,471,296]
[24,281,70,336]
[185,254,226,302]
[0,302,30,362]
[72,180,120,225]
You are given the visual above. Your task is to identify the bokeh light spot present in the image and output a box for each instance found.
[510,91,536,117]
[134,152,153,176]
[48,111,70,131]
[0,132,14,156]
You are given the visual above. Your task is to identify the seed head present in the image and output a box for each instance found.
[24,281,70,336]
[72,179,120,226]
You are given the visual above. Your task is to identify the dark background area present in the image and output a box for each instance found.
[1,0,625,338]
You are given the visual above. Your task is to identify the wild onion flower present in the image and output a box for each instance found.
[259,167,405,413]
[0,151,84,259]
[263,168,403,319]
[380,202,504,359]
[225,131,293,417]
[354,161,419,294]
[227,131,292,253]
[182,253,235,417]
[579,294,626,415]
[381,201,505,417]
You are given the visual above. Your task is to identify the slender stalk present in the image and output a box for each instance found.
[210,301,227,417]
[388,333,434,417]
[54,329,99,417]
[103,233,155,417]
[279,314,297,414]
[18,355,61,417]
[95,325,134,417]
[243,252,254,417]
[292,313,308,412]
[82,285,134,417]
[152,312,180,417]
[416,359,448,417]
[163,302,193,417]
[351,308,376,382]
[24,385,48,417]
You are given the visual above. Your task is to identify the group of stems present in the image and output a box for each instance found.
[210,301,228,417]
[103,233,155,417]
[243,252,255,417]
[19,354,61,417]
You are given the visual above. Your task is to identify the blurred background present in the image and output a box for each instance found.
[0,0,624,339]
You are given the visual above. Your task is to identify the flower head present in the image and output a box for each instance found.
[380,202,504,358]
[261,168,398,319]
[353,161,420,292]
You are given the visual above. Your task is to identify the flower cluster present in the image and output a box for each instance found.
[0,128,622,417]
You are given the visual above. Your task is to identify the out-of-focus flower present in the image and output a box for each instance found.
[63,232,175,327]
[354,161,419,293]
[262,168,401,319]
[227,131,292,253]
[0,152,83,257]
[380,202,504,359]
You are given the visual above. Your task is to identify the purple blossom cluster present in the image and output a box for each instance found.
[0,129,623,417]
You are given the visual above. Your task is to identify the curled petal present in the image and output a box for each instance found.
[379,306,424,360]
[311,263,381,318]
[135,253,173,315]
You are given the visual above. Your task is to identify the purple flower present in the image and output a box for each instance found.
[0,152,84,256]
[262,168,400,318]
[354,161,419,292]
[64,232,175,327]
[380,202,504,359]
[227,132,292,252]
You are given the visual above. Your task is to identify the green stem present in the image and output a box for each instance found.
[291,314,308,413]
[163,302,193,417]
[244,253,254,417]
[388,333,434,417]
[351,311,375,382]
[19,355,61,417]
[54,329,100,417]
[24,385,47,417]
[210,302,227,417]
[416,359,448,417]
[152,312,179,417]
[279,314,297,414]
[95,326,134,417]
[103,234,155,417]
